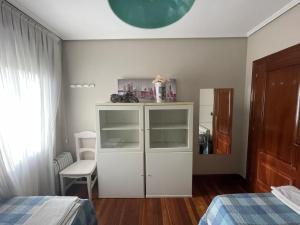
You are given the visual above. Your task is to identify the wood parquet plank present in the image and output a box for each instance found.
[142,199,163,225]
[67,175,246,225]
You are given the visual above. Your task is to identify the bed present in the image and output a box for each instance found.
[0,196,97,225]
[199,191,300,225]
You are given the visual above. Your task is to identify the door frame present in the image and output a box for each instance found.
[246,43,300,191]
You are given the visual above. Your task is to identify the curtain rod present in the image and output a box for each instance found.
[1,0,62,41]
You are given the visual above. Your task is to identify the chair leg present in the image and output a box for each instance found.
[60,175,65,196]
[87,175,92,201]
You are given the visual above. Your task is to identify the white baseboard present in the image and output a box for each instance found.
[146,194,192,198]
[98,195,144,198]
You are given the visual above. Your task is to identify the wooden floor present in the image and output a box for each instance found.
[68,175,246,225]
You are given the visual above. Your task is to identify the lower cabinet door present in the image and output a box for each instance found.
[98,152,144,198]
[146,152,193,197]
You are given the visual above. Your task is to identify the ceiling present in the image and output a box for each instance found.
[8,0,298,40]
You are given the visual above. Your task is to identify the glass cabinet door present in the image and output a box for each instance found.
[145,105,193,152]
[97,106,143,152]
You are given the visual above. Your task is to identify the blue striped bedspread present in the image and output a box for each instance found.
[199,193,300,225]
[0,196,97,225]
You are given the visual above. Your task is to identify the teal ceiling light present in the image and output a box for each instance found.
[108,0,195,29]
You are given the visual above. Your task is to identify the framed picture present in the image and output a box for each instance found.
[118,79,176,102]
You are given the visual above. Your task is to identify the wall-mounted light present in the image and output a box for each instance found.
[70,83,95,88]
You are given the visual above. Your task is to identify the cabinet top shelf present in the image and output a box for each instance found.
[149,142,189,149]
[150,123,188,130]
[101,142,140,149]
[101,123,139,130]
[96,102,194,106]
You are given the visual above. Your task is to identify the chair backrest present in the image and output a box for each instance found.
[74,131,96,161]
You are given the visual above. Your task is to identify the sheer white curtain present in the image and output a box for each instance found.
[0,0,62,198]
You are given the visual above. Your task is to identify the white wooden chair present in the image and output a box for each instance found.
[59,131,97,201]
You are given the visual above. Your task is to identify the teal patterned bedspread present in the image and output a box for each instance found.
[199,193,300,225]
[0,196,97,225]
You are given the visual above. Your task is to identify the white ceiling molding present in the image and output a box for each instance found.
[6,0,297,40]
[247,0,300,37]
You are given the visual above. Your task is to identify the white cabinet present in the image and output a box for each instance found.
[96,103,193,198]
[96,104,144,198]
[145,104,193,197]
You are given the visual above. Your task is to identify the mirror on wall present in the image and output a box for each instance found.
[199,88,233,155]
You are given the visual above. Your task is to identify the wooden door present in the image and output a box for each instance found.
[256,65,300,192]
[247,44,300,192]
[213,89,233,154]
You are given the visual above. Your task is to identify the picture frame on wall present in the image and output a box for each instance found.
[118,79,176,102]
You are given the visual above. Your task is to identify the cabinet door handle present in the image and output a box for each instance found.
[147,174,152,177]
[140,174,144,176]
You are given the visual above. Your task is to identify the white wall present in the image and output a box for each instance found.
[242,4,300,176]
[62,38,247,175]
